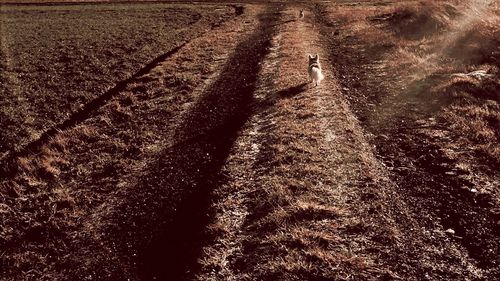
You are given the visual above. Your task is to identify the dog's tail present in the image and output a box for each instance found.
[311,67,324,82]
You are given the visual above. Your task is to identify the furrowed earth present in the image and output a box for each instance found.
[0,0,498,280]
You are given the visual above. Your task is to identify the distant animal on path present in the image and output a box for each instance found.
[308,54,324,86]
[299,10,304,19]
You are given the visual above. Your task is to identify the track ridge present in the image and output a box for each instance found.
[53,5,283,280]
[194,6,401,280]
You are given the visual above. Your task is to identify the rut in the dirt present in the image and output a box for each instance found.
[99,7,281,280]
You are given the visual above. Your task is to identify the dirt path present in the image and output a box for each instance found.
[195,6,409,280]
[194,5,492,281]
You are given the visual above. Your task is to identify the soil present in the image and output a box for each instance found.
[0,1,498,280]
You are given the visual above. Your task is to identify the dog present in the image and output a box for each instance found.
[299,10,304,19]
[308,54,324,86]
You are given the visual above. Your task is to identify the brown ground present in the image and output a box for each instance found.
[0,1,498,280]
[0,2,234,159]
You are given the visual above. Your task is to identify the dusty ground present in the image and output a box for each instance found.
[0,0,499,280]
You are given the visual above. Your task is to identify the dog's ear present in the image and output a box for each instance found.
[309,54,313,59]
[315,54,320,59]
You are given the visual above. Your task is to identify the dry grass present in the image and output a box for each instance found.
[368,1,500,165]
[385,1,459,40]
[196,7,406,280]
[337,0,499,155]
[14,125,97,178]
[315,0,499,278]
[1,1,498,280]
[438,74,500,165]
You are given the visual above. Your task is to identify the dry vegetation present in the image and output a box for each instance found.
[390,0,500,169]
[0,0,499,280]
[316,0,499,174]
[316,0,499,278]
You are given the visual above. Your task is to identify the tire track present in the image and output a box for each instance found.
[82,5,282,281]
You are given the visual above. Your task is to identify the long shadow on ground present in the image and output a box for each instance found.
[101,6,282,281]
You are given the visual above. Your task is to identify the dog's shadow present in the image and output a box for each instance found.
[257,82,309,112]
[271,19,296,27]
[276,82,308,98]
[258,82,309,109]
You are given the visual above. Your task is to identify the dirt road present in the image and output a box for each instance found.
[1,1,498,280]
